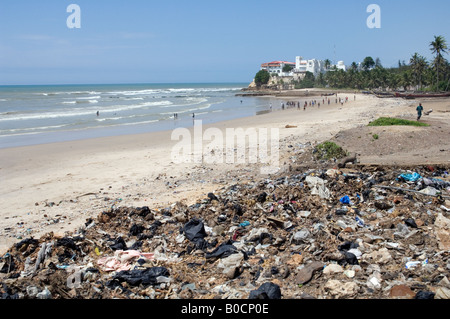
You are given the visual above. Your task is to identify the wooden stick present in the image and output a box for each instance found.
[338,153,357,168]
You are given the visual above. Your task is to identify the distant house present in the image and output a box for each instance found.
[294,56,327,77]
[260,61,296,77]
[335,61,346,71]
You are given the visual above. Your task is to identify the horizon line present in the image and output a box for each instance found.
[0,81,250,87]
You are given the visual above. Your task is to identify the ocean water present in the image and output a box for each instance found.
[0,83,271,148]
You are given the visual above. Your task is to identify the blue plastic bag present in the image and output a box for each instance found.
[340,195,351,204]
[398,172,421,182]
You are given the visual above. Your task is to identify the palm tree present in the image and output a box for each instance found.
[324,59,332,71]
[410,53,428,90]
[387,73,401,91]
[400,70,412,91]
[430,35,448,89]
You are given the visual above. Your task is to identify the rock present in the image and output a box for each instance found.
[217,252,244,279]
[324,280,359,298]
[367,273,382,290]
[323,264,344,275]
[344,269,356,278]
[374,201,393,210]
[292,229,311,244]
[287,254,304,266]
[362,248,392,264]
[389,285,415,299]
[295,261,324,285]
[434,213,450,250]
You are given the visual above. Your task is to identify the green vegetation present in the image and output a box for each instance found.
[294,71,315,89]
[314,141,348,160]
[254,69,270,86]
[430,35,448,89]
[282,64,294,73]
[368,117,430,127]
[362,56,376,71]
[254,36,448,91]
[307,36,449,92]
[372,134,379,140]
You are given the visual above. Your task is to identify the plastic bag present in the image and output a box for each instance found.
[398,172,421,182]
[305,176,331,199]
[112,267,169,286]
[183,218,208,243]
[205,240,237,259]
[340,195,351,204]
[249,282,282,299]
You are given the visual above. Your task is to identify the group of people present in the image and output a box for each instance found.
[276,95,427,123]
[277,94,353,112]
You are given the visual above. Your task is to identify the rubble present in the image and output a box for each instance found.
[1,163,449,299]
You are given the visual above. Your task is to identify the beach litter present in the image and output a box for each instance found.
[0,164,449,299]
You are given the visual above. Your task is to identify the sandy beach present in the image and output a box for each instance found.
[1,91,449,254]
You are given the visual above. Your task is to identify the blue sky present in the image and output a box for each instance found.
[0,0,449,85]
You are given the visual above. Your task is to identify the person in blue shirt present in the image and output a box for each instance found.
[416,103,424,121]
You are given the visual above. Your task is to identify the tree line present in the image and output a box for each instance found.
[255,35,449,92]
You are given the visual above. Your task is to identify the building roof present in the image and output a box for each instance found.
[261,61,296,67]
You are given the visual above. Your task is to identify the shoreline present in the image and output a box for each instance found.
[1,94,449,254]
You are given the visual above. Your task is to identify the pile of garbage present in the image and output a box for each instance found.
[1,164,450,299]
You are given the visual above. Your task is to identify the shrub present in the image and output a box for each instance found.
[314,141,348,160]
[368,117,429,127]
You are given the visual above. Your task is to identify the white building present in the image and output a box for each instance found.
[295,56,326,77]
[335,61,346,71]
[260,61,296,77]
[260,56,347,80]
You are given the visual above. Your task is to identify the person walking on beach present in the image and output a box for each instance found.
[416,103,424,121]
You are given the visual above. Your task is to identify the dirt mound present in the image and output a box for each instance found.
[330,118,450,166]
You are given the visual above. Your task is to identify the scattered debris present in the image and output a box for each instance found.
[1,164,449,299]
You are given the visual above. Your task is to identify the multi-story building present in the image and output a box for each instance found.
[260,57,347,80]
[260,61,296,76]
[295,56,326,77]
